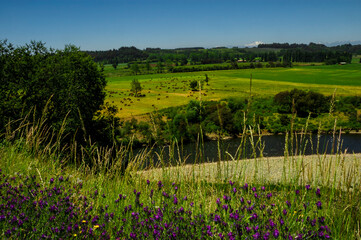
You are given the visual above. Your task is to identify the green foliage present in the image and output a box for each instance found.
[274,89,330,117]
[189,80,198,91]
[112,59,118,69]
[130,62,140,75]
[204,74,210,85]
[130,79,142,97]
[0,40,106,144]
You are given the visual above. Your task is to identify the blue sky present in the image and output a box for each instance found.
[1,0,360,50]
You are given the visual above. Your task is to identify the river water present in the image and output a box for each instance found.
[146,134,361,165]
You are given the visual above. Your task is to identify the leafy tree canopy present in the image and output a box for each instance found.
[0,40,106,143]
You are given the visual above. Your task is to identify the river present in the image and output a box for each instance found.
[144,134,361,166]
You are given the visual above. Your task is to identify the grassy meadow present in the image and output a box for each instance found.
[1,121,360,239]
[104,63,361,119]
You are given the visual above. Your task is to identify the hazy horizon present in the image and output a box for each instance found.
[1,0,361,51]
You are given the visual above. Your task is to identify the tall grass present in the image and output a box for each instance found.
[0,112,360,239]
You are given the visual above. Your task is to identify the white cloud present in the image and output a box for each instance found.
[245,41,264,47]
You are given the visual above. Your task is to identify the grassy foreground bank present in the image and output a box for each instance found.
[0,137,360,239]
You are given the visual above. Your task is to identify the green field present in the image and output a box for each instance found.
[105,63,361,119]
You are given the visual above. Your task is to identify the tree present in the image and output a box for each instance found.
[112,59,118,69]
[131,62,140,75]
[145,60,151,73]
[156,61,164,73]
[131,79,142,97]
[0,40,106,144]
[189,80,198,91]
[204,74,210,85]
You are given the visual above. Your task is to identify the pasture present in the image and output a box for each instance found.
[104,63,361,119]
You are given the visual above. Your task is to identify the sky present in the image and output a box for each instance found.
[1,0,361,50]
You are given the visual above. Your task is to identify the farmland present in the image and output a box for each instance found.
[104,63,361,119]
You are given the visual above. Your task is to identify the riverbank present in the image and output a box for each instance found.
[139,153,361,189]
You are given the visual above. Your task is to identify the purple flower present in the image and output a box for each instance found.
[229,180,234,186]
[50,178,54,184]
[252,187,257,192]
[286,200,291,207]
[59,176,64,182]
[216,198,221,205]
[316,188,321,197]
[253,232,260,239]
[269,219,276,228]
[233,187,237,194]
[282,209,287,215]
[251,213,258,221]
[273,229,279,238]
[157,181,163,190]
[261,186,265,191]
[305,185,311,190]
[222,204,229,211]
[295,189,300,195]
[173,196,178,205]
[316,201,322,209]
[244,183,249,189]
[146,179,150,185]
[280,219,284,226]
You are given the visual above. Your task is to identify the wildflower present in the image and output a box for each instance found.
[295,189,300,195]
[157,181,163,190]
[233,187,237,194]
[94,225,99,229]
[267,193,272,199]
[229,180,234,186]
[214,214,221,222]
[50,178,54,184]
[283,209,287,215]
[273,229,279,238]
[261,186,265,191]
[316,201,322,209]
[305,185,311,190]
[316,188,321,197]
[252,187,257,192]
[253,232,260,239]
[280,219,285,226]
[147,179,150,185]
[223,195,231,202]
[173,196,178,205]
[59,176,64,182]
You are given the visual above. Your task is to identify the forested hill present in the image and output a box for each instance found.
[258,42,361,54]
[85,42,360,65]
